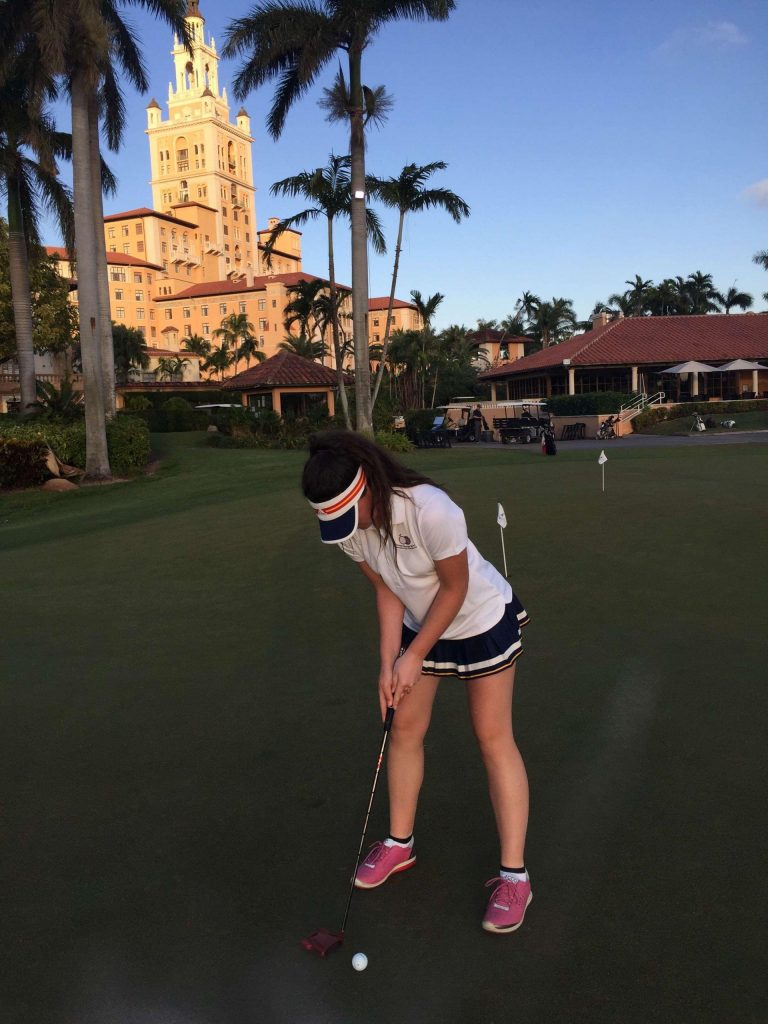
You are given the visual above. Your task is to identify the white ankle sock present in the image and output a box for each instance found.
[384,835,414,849]
[500,868,528,883]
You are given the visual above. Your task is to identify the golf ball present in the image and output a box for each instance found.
[352,952,368,971]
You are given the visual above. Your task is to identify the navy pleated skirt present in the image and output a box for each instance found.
[401,593,530,681]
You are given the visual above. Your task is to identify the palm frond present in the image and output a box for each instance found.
[99,65,127,152]
[365,206,387,255]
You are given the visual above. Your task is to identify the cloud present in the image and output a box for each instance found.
[655,20,748,56]
[744,180,768,208]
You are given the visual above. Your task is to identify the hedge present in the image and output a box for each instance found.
[546,391,634,415]
[0,416,150,475]
[0,437,49,489]
[633,398,768,431]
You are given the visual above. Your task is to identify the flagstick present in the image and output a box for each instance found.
[499,527,508,577]
[602,464,605,492]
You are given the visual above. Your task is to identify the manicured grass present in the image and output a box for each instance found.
[2,433,766,1023]
[638,409,768,435]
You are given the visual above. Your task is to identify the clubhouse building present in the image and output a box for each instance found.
[479,312,768,403]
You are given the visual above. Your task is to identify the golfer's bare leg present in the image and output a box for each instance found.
[465,663,529,867]
[387,675,440,839]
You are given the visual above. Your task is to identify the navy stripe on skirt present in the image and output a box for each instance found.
[401,593,530,681]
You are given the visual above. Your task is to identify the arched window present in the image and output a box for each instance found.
[175,137,188,172]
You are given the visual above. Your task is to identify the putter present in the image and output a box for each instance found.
[301,706,395,958]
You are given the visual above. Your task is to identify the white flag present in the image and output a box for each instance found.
[598,450,608,465]
[497,503,507,528]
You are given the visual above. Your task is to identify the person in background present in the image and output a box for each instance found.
[471,405,488,442]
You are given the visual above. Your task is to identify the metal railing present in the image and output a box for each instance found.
[619,391,665,421]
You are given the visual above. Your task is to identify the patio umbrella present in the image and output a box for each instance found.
[716,359,766,371]
[717,358,766,399]
[658,360,718,374]
[658,360,718,401]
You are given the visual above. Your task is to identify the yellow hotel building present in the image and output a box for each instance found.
[33,0,422,395]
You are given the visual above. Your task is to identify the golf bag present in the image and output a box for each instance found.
[597,415,617,440]
[543,427,557,455]
[691,413,706,432]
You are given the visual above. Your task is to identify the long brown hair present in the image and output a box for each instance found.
[302,430,441,548]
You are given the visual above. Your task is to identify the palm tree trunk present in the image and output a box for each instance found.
[71,70,111,479]
[348,46,372,435]
[89,89,116,419]
[327,214,351,429]
[372,208,404,409]
[6,180,37,416]
[430,368,439,409]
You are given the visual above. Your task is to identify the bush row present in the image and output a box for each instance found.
[546,392,634,415]
[0,416,150,477]
[633,398,768,431]
[121,396,209,432]
[0,438,49,489]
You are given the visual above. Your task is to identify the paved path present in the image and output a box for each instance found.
[473,430,768,451]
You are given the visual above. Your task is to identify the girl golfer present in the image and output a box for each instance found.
[302,431,531,933]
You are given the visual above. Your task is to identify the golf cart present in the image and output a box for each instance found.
[439,399,549,444]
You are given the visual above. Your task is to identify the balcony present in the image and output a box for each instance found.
[177,160,189,172]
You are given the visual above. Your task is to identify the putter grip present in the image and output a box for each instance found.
[384,706,395,732]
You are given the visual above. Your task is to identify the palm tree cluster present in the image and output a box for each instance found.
[222,0,457,434]
[1,0,190,478]
[595,272,754,319]
[481,293,579,350]
[374,291,486,411]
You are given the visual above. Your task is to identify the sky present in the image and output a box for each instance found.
[41,0,768,331]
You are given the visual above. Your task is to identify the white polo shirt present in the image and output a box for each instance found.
[339,484,512,640]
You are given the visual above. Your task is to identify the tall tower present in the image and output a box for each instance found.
[145,1,258,279]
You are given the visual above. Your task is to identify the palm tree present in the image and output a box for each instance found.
[530,298,577,348]
[283,278,327,344]
[622,275,653,316]
[278,335,328,360]
[182,334,212,359]
[263,154,385,429]
[155,355,189,382]
[214,312,256,374]
[112,323,149,383]
[715,286,753,314]
[202,344,235,382]
[4,0,190,477]
[753,250,768,302]
[367,161,469,406]
[517,292,541,325]
[410,289,444,407]
[685,271,720,314]
[0,57,73,416]
[222,0,456,435]
[237,335,265,369]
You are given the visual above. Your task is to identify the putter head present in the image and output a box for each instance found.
[301,928,343,958]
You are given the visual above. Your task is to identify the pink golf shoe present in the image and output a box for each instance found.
[482,876,533,933]
[354,840,416,889]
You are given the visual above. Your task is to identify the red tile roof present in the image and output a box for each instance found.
[103,207,198,228]
[368,297,418,312]
[159,272,350,301]
[223,351,347,389]
[468,329,529,345]
[479,314,768,378]
[45,246,163,271]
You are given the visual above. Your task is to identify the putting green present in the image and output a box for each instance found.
[2,434,766,1023]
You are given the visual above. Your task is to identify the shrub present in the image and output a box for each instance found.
[160,396,196,431]
[123,394,152,411]
[0,416,149,474]
[375,431,412,453]
[0,437,49,489]
[546,391,632,415]
[405,409,440,435]
[633,398,768,431]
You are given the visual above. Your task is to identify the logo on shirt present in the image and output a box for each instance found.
[396,533,417,550]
